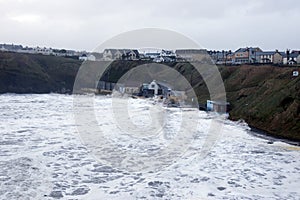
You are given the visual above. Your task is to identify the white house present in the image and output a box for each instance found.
[87,54,96,61]
[255,51,284,64]
[79,54,96,61]
[283,51,299,65]
[102,49,113,60]
[79,54,88,61]
[148,80,160,95]
[160,49,176,57]
[288,53,298,65]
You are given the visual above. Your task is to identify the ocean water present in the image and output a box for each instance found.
[0,93,299,200]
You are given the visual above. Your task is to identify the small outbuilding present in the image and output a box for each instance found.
[207,100,230,113]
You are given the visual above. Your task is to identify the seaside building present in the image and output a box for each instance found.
[255,50,285,64]
[233,47,262,64]
[206,100,230,113]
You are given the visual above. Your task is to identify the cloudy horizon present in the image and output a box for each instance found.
[0,0,299,52]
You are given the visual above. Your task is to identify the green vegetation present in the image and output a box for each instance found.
[0,52,81,93]
[219,65,300,141]
[0,51,299,141]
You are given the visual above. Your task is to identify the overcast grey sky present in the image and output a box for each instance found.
[0,0,299,51]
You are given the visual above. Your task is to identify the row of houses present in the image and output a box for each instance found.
[99,48,300,65]
[2,43,300,65]
[100,49,177,62]
[0,43,88,58]
[207,48,300,65]
[0,44,141,61]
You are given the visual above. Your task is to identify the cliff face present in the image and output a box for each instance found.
[220,65,300,141]
[0,52,80,93]
[0,52,299,141]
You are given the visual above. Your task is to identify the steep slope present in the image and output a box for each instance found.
[0,52,80,93]
[220,65,300,140]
